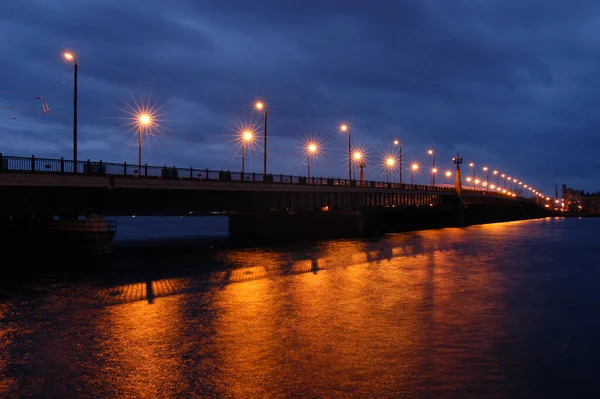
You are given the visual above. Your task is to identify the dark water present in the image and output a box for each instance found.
[2,217,600,398]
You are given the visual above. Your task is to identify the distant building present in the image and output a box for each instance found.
[561,184,600,213]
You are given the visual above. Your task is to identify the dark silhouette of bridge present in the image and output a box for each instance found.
[0,153,549,251]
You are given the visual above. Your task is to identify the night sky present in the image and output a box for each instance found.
[2,1,599,193]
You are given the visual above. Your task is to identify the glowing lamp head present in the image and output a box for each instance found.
[340,124,348,132]
[493,170,498,175]
[501,174,505,178]
[428,150,433,155]
[445,171,451,177]
[255,101,264,110]
[308,143,317,153]
[64,52,75,61]
[411,163,419,171]
[469,162,474,167]
[432,168,437,173]
[243,131,253,141]
[466,177,472,182]
[139,114,151,125]
[483,166,488,171]
[354,152,362,160]
[475,179,480,184]
[490,184,495,189]
[393,140,399,145]
[386,158,395,166]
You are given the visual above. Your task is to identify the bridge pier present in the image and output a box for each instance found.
[228,205,463,241]
[228,210,366,241]
[0,213,116,257]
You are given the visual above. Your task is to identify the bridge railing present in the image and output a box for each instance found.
[0,153,533,200]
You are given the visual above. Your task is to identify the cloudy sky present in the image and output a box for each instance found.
[1,0,599,193]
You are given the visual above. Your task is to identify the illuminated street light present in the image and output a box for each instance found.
[385,157,395,183]
[411,163,419,185]
[136,113,152,175]
[307,142,318,178]
[469,162,476,188]
[353,151,363,180]
[444,170,452,185]
[63,51,78,171]
[483,166,489,190]
[241,130,253,174]
[393,139,402,183]
[428,149,436,185]
[340,124,351,179]
[255,100,268,175]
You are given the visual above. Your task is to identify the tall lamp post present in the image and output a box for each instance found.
[353,151,362,180]
[63,52,78,172]
[501,174,506,188]
[241,130,253,174]
[483,166,489,190]
[385,157,395,183]
[255,101,267,176]
[394,139,402,183]
[493,170,499,188]
[138,114,151,175]
[411,163,419,185]
[307,143,317,179]
[469,162,475,189]
[428,149,436,185]
[445,170,452,185]
[340,124,351,180]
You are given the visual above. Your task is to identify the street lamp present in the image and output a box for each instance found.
[493,170,499,187]
[255,101,267,176]
[501,173,506,188]
[428,149,436,185]
[137,113,151,174]
[385,157,395,183]
[469,162,475,189]
[63,51,78,172]
[445,170,452,185]
[411,163,419,185]
[241,130,253,174]
[394,139,402,183]
[340,124,351,180]
[353,151,362,180]
[482,166,489,190]
[307,143,317,179]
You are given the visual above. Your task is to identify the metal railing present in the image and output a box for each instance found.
[0,153,530,200]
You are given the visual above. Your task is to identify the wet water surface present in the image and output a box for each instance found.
[2,217,600,398]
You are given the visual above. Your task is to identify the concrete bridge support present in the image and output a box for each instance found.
[0,213,116,256]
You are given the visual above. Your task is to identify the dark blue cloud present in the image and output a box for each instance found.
[1,0,599,193]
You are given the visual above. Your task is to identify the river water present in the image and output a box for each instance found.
[1,217,600,398]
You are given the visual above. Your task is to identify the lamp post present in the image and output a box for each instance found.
[385,157,395,183]
[353,151,362,180]
[501,173,506,188]
[138,114,151,175]
[394,139,402,183]
[255,101,267,176]
[64,52,77,172]
[411,163,419,185]
[483,166,489,191]
[241,130,253,174]
[469,162,475,189]
[307,143,317,179]
[340,124,351,180]
[445,170,452,185]
[428,149,435,185]
[493,170,499,188]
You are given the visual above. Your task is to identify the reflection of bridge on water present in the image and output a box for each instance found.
[96,237,440,306]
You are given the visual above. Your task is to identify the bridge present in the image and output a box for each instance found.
[0,153,550,252]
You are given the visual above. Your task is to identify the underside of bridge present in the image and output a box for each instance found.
[0,183,551,255]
